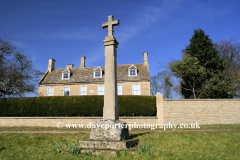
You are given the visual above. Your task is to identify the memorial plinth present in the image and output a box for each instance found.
[79,15,139,154]
[90,120,129,141]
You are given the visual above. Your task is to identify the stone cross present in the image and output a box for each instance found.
[102,15,119,120]
[81,15,137,150]
[102,15,119,36]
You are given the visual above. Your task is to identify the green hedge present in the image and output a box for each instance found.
[118,95,156,116]
[0,95,156,117]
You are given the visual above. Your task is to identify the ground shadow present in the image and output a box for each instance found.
[129,132,153,139]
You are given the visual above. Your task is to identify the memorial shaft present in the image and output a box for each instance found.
[102,15,119,120]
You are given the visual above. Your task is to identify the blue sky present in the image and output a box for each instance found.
[1,0,240,97]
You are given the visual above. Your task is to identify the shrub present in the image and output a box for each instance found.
[0,95,156,117]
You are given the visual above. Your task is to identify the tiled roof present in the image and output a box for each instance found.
[39,63,150,85]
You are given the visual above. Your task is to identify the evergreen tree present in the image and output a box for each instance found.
[169,29,231,98]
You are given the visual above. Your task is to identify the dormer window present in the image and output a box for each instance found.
[94,71,102,78]
[62,68,71,80]
[94,66,103,78]
[62,72,69,79]
[129,69,137,76]
[128,64,137,77]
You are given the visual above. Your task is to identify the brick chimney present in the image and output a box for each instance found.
[80,56,86,69]
[66,64,74,68]
[143,52,148,66]
[48,58,55,72]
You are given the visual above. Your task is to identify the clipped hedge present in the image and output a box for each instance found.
[118,95,156,116]
[0,95,156,117]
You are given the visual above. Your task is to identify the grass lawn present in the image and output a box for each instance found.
[1,124,240,132]
[0,124,239,159]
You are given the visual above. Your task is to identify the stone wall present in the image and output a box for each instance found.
[0,117,157,128]
[163,99,240,124]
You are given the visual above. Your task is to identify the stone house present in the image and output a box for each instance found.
[38,52,150,96]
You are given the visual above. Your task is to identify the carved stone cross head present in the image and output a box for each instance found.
[102,15,119,37]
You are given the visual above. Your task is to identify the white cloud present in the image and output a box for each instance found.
[84,2,181,65]
[84,44,105,66]
[115,3,174,43]
[12,41,28,49]
[40,27,101,40]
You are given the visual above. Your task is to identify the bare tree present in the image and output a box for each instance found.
[163,75,173,99]
[150,75,162,96]
[0,38,43,97]
[214,38,240,98]
[151,68,179,98]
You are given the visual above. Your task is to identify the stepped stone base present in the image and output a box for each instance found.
[79,120,139,153]
[80,148,137,155]
[80,139,139,150]
[90,120,129,141]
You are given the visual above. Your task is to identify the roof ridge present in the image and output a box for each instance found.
[54,63,143,69]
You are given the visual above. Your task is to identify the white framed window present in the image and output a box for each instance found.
[62,72,70,80]
[47,87,54,96]
[132,83,140,95]
[80,85,87,95]
[62,68,71,80]
[97,85,104,95]
[94,70,102,78]
[117,84,122,95]
[129,69,137,77]
[128,65,138,77]
[93,66,103,78]
[64,86,70,96]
